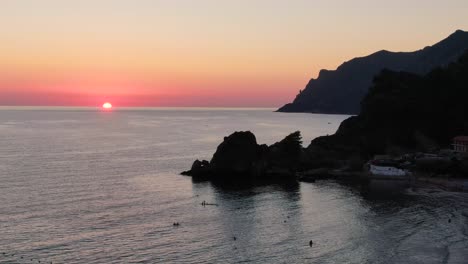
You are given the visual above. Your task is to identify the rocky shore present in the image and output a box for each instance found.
[181,129,371,184]
[182,51,468,187]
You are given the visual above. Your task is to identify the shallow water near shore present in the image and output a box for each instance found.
[1,107,467,264]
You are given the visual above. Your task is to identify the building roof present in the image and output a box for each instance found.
[454,136,468,142]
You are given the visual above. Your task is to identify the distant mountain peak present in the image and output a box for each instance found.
[436,29,468,44]
[376,49,391,54]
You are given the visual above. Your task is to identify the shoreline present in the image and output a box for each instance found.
[413,176,468,193]
[298,170,468,193]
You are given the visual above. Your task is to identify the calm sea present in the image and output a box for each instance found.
[0,107,467,264]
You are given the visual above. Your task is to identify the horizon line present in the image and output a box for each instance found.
[0,105,278,111]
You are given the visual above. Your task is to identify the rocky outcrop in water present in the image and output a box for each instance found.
[181,131,302,181]
[209,131,267,178]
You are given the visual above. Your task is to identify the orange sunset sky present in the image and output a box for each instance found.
[1,0,468,107]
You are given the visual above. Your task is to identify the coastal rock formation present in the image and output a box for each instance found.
[303,49,468,169]
[183,51,468,182]
[209,131,268,179]
[265,131,303,176]
[186,159,211,178]
[278,30,468,114]
[181,131,302,181]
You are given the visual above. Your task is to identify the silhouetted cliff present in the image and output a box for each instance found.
[278,30,468,114]
[304,49,468,163]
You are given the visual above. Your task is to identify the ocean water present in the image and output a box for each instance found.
[0,107,467,264]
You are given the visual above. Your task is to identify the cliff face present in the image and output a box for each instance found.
[278,30,468,115]
[305,49,468,161]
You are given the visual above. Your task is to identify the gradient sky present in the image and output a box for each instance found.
[1,0,468,107]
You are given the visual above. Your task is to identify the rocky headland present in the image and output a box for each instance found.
[278,30,468,115]
[183,50,468,186]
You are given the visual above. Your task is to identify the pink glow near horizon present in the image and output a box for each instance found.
[1,1,467,107]
[0,76,297,107]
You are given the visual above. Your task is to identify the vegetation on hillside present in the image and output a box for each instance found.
[308,49,468,160]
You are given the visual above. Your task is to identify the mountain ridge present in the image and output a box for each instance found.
[278,30,468,114]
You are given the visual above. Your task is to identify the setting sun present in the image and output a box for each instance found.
[102,102,112,109]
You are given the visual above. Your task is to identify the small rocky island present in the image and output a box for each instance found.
[183,50,468,188]
[182,131,302,182]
